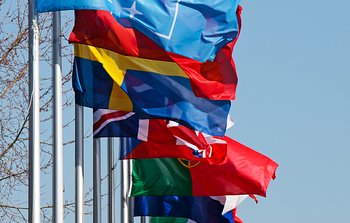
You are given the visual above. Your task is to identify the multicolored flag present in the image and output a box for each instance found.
[131,137,278,197]
[72,42,231,136]
[69,8,242,100]
[149,210,243,223]
[134,195,248,223]
[37,0,240,62]
[93,109,232,163]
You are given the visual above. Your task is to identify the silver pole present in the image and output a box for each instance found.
[108,138,115,223]
[129,160,134,223]
[28,0,40,222]
[75,105,84,223]
[121,159,132,223]
[93,138,101,223]
[140,216,147,223]
[52,11,63,223]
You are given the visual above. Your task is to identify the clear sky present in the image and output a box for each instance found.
[229,0,350,222]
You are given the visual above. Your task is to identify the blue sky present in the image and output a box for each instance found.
[229,0,350,222]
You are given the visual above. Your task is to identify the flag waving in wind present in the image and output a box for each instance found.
[131,137,278,197]
[134,195,248,223]
[69,7,242,100]
[37,0,240,62]
[72,42,231,136]
[93,109,230,164]
[73,51,230,135]
[70,9,235,136]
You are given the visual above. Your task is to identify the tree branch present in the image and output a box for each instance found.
[0,110,29,160]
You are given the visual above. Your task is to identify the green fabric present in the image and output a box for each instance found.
[131,158,192,196]
[150,217,189,223]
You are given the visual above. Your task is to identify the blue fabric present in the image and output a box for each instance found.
[134,196,234,223]
[119,137,141,160]
[73,57,114,109]
[73,57,230,136]
[93,110,140,139]
[223,212,235,223]
[36,0,240,62]
[122,70,230,136]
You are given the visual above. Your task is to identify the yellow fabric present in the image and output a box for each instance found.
[74,43,189,111]
[108,82,133,111]
[74,43,188,84]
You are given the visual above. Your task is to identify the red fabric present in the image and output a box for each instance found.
[126,140,227,164]
[125,119,227,164]
[145,120,178,144]
[190,137,278,196]
[69,10,172,61]
[128,133,278,196]
[167,125,208,152]
[69,8,242,100]
[249,194,259,203]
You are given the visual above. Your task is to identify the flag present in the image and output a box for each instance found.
[149,210,243,223]
[121,137,227,165]
[93,109,139,138]
[72,43,230,136]
[93,109,231,164]
[69,8,242,100]
[131,138,278,197]
[37,0,241,62]
[134,195,248,223]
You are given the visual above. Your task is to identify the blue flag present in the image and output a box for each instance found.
[36,0,240,62]
[134,195,247,223]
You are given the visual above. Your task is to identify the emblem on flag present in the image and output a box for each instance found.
[177,158,201,169]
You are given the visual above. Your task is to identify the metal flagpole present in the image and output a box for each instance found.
[129,160,134,223]
[75,105,84,223]
[28,0,40,222]
[93,138,101,223]
[140,216,147,223]
[108,138,115,223]
[52,11,63,223]
[121,157,132,223]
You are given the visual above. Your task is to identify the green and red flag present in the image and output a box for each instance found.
[131,137,278,197]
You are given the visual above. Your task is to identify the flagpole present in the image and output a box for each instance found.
[108,138,115,223]
[52,11,63,223]
[75,105,84,223]
[121,158,132,223]
[140,216,147,223]
[93,138,101,223]
[28,0,40,222]
[129,160,134,223]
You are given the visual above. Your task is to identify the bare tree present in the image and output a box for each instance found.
[0,0,75,221]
